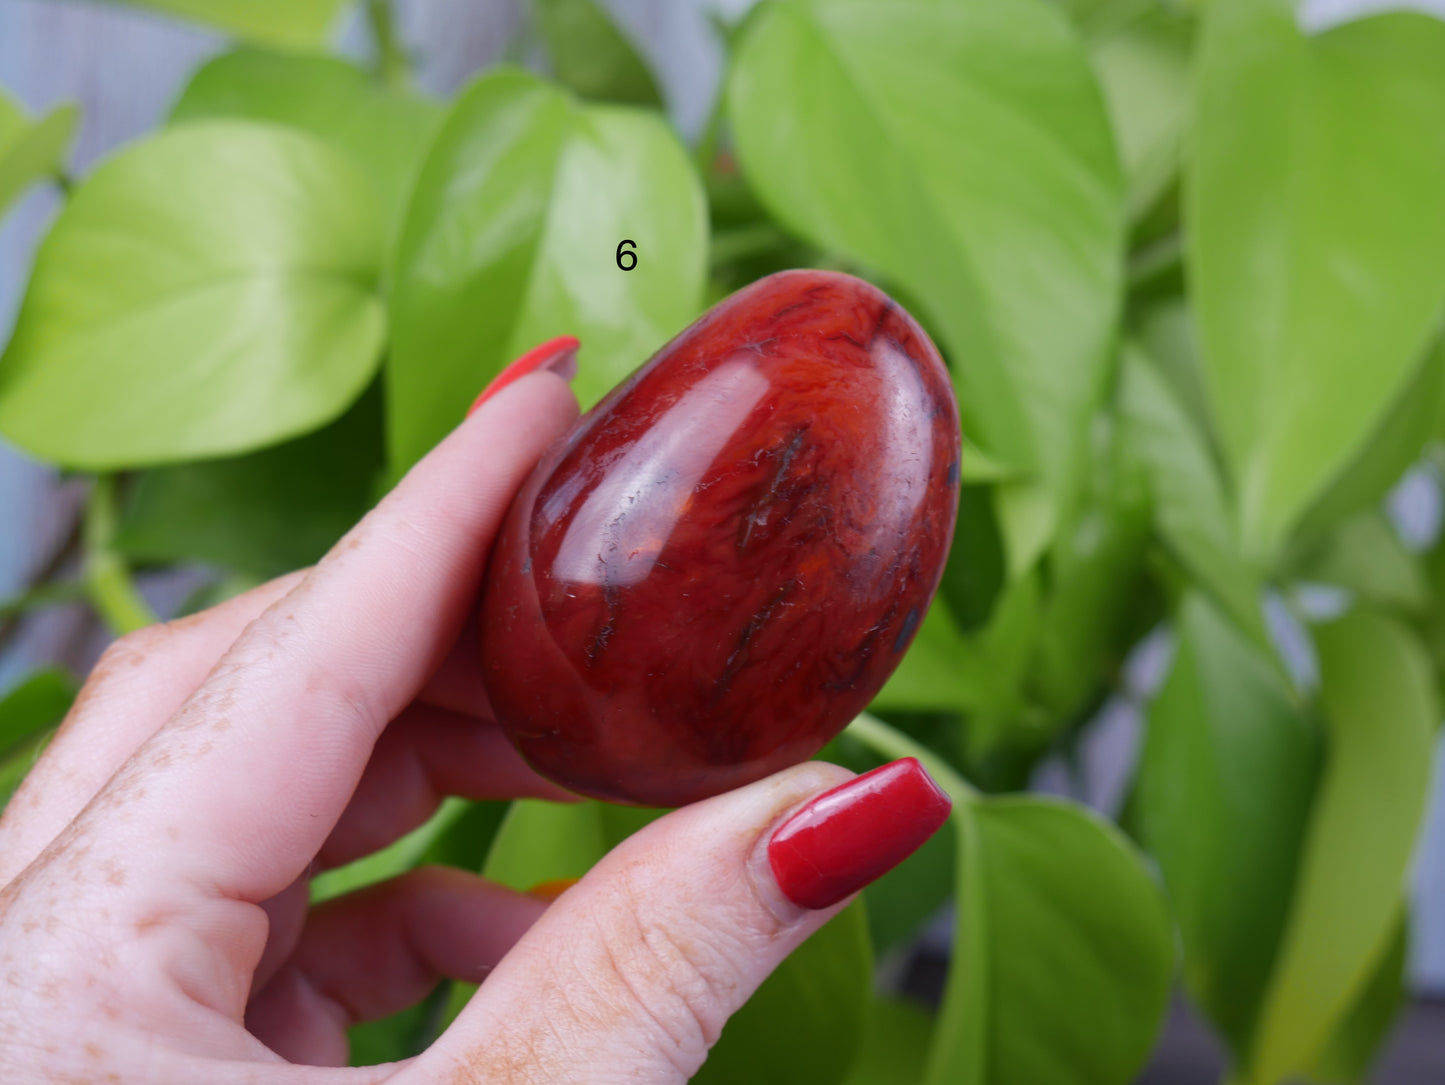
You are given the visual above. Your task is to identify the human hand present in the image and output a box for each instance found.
[0,345,950,1084]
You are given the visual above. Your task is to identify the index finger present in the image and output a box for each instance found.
[64,372,578,909]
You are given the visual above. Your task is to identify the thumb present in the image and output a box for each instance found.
[412,758,950,1085]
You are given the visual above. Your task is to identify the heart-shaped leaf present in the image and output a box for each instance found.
[1135,592,1319,1061]
[387,68,705,475]
[0,120,386,468]
[172,48,444,237]
[1247,610,1436,1084]
[114,380,385,579]
[1189,0,1445,562]
[929,795,1173,1085]
[535,0,664,107]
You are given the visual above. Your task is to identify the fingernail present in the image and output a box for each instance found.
[468,336,581,416]
[767,758,951,911]
[526,876,580,903]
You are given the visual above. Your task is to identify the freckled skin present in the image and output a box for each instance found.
[480,270,961,807]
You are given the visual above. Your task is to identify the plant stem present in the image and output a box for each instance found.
[82,475,157,636]
[845,712,980,805]
[366,0,412,89]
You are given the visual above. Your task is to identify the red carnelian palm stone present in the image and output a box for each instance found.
[479,270,961,807]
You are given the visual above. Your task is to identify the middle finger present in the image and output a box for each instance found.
[316,703,577,871]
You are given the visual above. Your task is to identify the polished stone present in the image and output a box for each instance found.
[480,269,961,806]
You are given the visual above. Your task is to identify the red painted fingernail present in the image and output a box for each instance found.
[468,335,581,416]
[767,758,951,911]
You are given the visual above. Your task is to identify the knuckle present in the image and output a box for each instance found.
[597,866,743,1062]
[63,622,177,725]
[643,924,736,1052]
